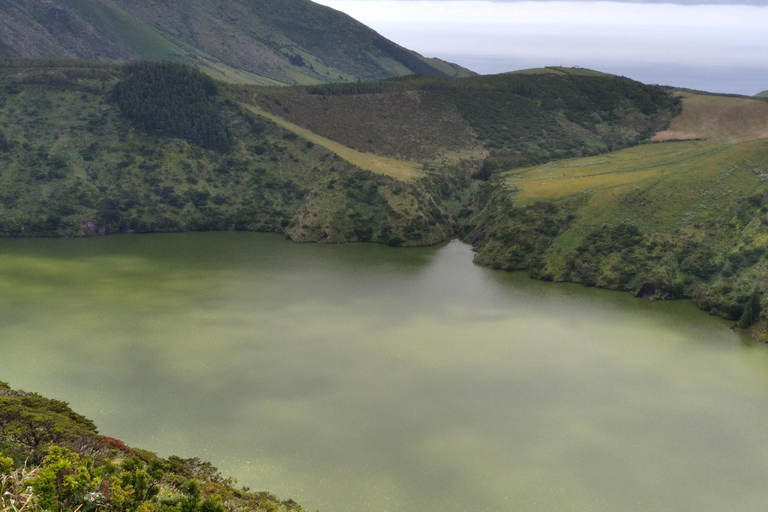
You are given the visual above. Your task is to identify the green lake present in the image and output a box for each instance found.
[2,232,768,512]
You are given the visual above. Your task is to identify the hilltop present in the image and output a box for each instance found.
[0,0,472,85]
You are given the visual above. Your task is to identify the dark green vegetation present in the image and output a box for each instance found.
[0,0,471,85]
[0,60,463,245]
[0,382,304,512]
[110,63,233,152]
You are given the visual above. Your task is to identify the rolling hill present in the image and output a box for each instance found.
[652,91,768,142]
[0,0,472,85]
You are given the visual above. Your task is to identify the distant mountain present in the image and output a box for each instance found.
[757,90,768,98]
[0,0,473,85]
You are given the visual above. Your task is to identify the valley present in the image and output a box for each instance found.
[1,8,768,507]
[2,58,768,329]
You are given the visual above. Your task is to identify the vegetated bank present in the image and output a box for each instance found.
[0,381,303,512]
[464,137,768,334]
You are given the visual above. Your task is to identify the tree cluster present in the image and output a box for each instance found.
[110,62,233,152]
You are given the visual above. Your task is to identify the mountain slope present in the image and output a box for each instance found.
[0,61,465,245]
[0,0,473,85]
[238,72,679,170]
[0,381,305,512]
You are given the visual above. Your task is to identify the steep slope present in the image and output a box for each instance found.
[0,0,473,85]
[0,61,466,245]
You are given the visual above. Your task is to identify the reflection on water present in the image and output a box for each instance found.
[1,233,767,512]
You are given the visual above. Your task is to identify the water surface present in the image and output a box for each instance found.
[1,233,767,512]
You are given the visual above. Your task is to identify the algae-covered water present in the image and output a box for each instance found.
[2,232,768,512]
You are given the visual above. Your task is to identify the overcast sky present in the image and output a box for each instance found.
[313,0,768,95]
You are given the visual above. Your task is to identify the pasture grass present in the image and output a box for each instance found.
[505,139,768,232]
[653,91,768,142]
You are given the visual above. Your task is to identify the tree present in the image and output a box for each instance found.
[737,286,761,329]
[0,383,98,461]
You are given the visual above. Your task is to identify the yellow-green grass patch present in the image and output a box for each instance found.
[242,104,423,181]
[507,139,768,233]
[505,141,726,204]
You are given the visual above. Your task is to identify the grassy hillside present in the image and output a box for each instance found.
[0,60,465,246]
[652,91,768,142]
[0,381,304,512]
[467,137,768,324]
[0,0,472,85]
[238,72,679,172]
[756,90,768,98]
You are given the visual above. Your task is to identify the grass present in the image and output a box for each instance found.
[505,141,726,204]
[653,91,768,142]
[504,139,768,232]
[241,104,424,181]
[65,0,188,62]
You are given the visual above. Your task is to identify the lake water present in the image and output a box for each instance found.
[2,232,768,512]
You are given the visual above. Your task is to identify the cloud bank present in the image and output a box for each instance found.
[314,0,768,94]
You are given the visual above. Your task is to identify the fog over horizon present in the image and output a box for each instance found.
[313,0,768,95]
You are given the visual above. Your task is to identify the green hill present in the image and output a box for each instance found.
[756,90,768,98]
[467,138,768,324]
[0,60,465,246]
[0,0,473,85]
